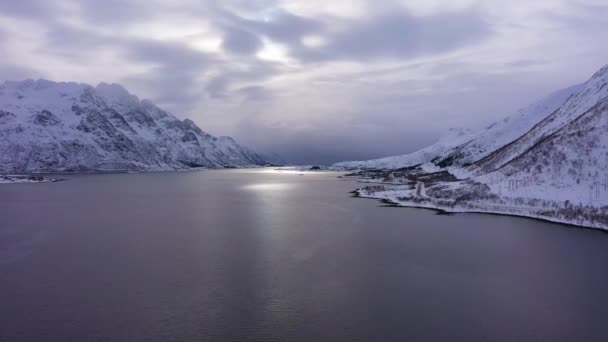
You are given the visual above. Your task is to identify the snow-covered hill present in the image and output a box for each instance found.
[332,83,582,171]
[433,83,582,168]
[474,65,608,174]
[347,64,608,229]
[331,128,474,170]
[0,79,267,173]
[476,64,608,204]
[488,96,608,204]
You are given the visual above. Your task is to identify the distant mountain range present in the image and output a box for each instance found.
[0,80,268,172]
[336,64,608,229]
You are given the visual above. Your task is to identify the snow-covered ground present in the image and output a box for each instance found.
[0,175,60,184]
[342,64,608,230]
[355,179,608,230]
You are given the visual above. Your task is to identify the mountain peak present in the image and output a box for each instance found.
[0,79,268,172]
[591,64,608,79]
[95,82,140,110]
[96,82,130,95]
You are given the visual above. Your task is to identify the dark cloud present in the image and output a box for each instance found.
[0,0,54,19]
[213,7,323,52]
[124,39,210,68]
[118,40,211,113]
[293,10,491,62]
[205,60,281,99]
[40,24,109,62]
[214,6,490,63]
[245,10,323,44]
[206,77,229,99]
[43,22,211,70]
[35,21,213,113]
[221,26,263,55]
[123,67,204,114]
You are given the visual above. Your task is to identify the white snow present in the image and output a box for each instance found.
[331,128,475,170]
[0,175,59,184]
[0,79,268,173]
[331,83,582,171]
[348,64,608,230]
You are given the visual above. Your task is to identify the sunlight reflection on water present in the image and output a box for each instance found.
[242,183,297,191]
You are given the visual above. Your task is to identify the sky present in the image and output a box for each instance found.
[0,0,607,164]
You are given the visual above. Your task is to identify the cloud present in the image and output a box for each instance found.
[205,59,281,99]
[0,64,44,81]
[545,2,608,26]
[124,39,210,68]
[212,6,324,55]
[505,59,548,68]
[0,0,605,164]
[236,85,272,103]
[0,0,54,19]
[292,9,491,62]
[246,9,324,44]
[214,5,490,64]
[76,0,155,24]
[34,21,213,113]
[221,26,264,55]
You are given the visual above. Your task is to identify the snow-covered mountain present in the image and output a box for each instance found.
[332,83,582,171]
[348,64,608,229]
[487,96,608,204]
[0,79,267,172]
[474,65,608,174]
[472,64,608,204]
[433,83,582,168]
[331,128,474,170]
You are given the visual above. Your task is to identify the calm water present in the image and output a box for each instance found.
[1,168,608,342]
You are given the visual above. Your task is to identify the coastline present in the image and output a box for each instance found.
[0,175,63,184]
[352,188,608,232]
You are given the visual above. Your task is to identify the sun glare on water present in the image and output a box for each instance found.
[242,183,297,191]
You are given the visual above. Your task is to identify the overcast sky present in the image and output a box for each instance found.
[1,0,607,164]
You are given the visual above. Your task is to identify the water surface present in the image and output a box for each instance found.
[1,169,607,341]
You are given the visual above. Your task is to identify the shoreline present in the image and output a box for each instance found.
[0,175,64,185]
[352,189,608,234]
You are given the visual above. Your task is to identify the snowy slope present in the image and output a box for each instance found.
[486,96,608,204]
[331,128,474,170]
[352,99,608,228]
[332,84,581,171]
[349,64,608,229]
[433,84,582,168]
[474,65,608,173]
[0,79,267,173]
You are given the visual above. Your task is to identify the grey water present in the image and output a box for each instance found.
[1,168,608,342]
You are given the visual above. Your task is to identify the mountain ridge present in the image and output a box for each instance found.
[343,64,608,229]
[0,79,268,173]
[471,64,608,174]
[331,82,583,171]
